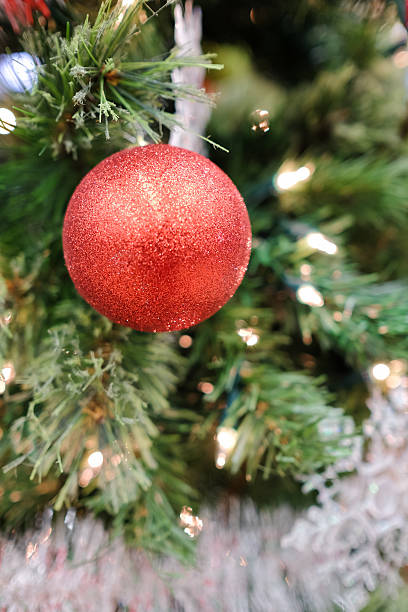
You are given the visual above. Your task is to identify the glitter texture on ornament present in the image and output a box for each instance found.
[63,144,252,332]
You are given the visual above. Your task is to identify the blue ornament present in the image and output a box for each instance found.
[0,52,38,94]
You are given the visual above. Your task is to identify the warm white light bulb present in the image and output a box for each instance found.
[237,327,259,346]
[216,453,226,469]
[296,284,324,308]
[371,363,390,381]
[276,165,313,191]
[305,232,338,255]
[246,333,259,346]
[215,427,238,469]
[276,171,298,190]
[1,362,15,384]
[88,450,104,469]
[0,108,16,134]
[295,166,311,181]
[217,427,238,453]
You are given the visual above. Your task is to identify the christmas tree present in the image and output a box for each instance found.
[2,0,408,609]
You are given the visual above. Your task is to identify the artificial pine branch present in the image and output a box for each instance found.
[11,0,221,158]
[3,325,185,508]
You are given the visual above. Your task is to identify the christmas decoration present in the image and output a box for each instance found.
[282,383,408,611]
[0,52,38,94]
[63,144,252,332]
[0,504,310,612]
[169,0,212,155]
[0,107,16,134]
[1,0,50,32]
[2,386,407,612]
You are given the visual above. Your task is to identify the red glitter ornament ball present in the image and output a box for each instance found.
[62,144,252,332]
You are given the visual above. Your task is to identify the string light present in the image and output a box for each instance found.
[0,361,14,394]
[179,506,203,538]
[79,468,94,488]
[305,232,338,255]
[179,334,193,348]
[296,284,324,308]
[1,361,15,384]
[215,427,238,469]
[390,360,405,373]
[251,109,270,132]
[216,454,226,469]
[237,327,259,346]
[197,381,214,394]
[275,162,315,191]
[9,490,22,502]
[111,454,122,467]
[0,108,16,134]
[370,360,407,389]
[371,363,390,381]
[88,450,104,469]
[393,50,408,68]
[386,375,401,390]
[300,263,312,279]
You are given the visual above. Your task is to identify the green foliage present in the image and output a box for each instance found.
[249,213,408,366]
[362,586,408,612]
[4,325,184,509]
[15,0,220,158]
[0,0,221,557]
[0,152,81,258]
[3,0,408,568]
[188,303,353,480]
[217,367,351,479]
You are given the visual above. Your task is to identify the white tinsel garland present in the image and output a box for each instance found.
[169,0,212,154]
[282,385,408,612]
[0,503,303,612]
[0,387,407,611]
